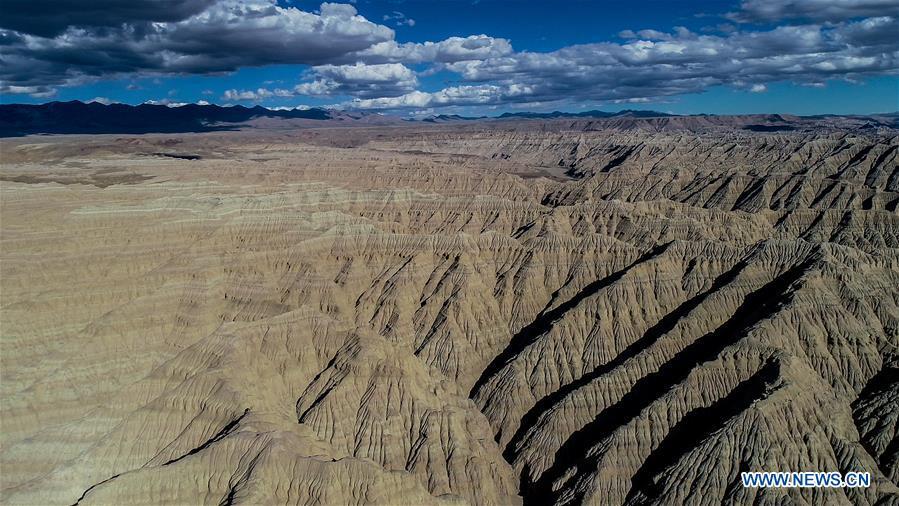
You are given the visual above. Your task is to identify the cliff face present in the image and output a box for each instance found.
[1,121,897,505]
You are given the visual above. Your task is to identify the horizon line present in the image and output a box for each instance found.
[3,100,898,119]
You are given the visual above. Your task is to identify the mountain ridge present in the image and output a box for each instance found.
[0,100,332,136]
[2,100,898,137]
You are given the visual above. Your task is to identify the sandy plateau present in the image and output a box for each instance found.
[1,119,898,505]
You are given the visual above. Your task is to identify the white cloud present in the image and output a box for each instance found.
[427,20,899,107]
[294,62,418,97]
[383,11,415,27]
[222,87,293,101]
[730,0,899,22]
[268,105,312,110]
[347,84,516,109]
[144,99,189,107]
[1,1,395,93]
[327,14,899,111]
[0,84,56,97]
[355,35,513,64]
[221,63,419,101]
[2,0,897,111]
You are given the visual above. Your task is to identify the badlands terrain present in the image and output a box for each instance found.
[1,116,898,505]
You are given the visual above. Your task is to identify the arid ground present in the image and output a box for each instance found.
[1,117,898,505]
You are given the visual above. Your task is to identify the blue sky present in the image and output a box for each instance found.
[2,0,897,114]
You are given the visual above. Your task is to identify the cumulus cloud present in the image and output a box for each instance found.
[0,0,217,37]
[294,63,418,97]
[383,11,415,27]
[1,84,56,97]
[406,20,899,109]
[1,0,897,111]
[354,35,513,64]
[613,97,653,103]
[0,1,394,93]
[222,88,293,101]
[143,98,189,106]
[730,0,899,22]
[223,63,418,101]
[346,84,531,109]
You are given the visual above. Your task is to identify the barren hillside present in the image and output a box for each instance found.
[1,120,897,505]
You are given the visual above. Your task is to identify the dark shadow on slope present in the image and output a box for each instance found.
[523,255,816,505]
[851,364,899,481]
[469,242,672,401]
[504,258,750,462]
[864,145,897,187]
[154,152,202,160]
[599,146,637,173]
[71,473,123,505]
[623,358,783,504]
[161,408,250,466]
[218,448,266,506]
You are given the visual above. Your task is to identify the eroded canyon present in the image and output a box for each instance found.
[1,117,898,505]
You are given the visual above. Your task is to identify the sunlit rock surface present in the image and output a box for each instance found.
[1,118,897,505]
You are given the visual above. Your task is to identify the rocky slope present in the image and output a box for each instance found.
[1,120,897,505]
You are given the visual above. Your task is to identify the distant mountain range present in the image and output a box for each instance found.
[0,101,682,136]
[1,101,896,137]
[0,101,331,137]
[415,109,675,123]
[496,109,675,119]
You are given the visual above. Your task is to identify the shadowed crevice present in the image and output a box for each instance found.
[470,242,672,401]
[162,408,250,466]
[523,255,815,505]
[219,449,266,506]
[599,146,637,173]
[851,364,899,482]
[504,258,751,462]
[864,145,897,187]
[623,358,784,504]
[71,473,122,506]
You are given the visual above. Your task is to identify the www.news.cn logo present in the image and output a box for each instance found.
[742,471,871,488]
